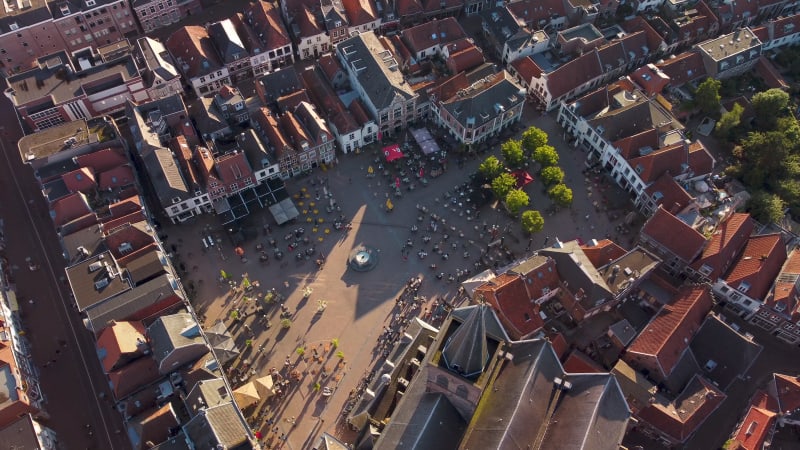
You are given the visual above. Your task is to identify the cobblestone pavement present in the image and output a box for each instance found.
[162,106,640,448]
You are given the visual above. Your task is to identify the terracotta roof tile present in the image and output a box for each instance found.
[342,0,378,26]
[755,56,789,91]
[774,373,800,415]
[318,53,343,83]
[642,207,706,263]
[612,128,659,160]
[446,46,484,74]
[395,0,423,17]
[507,0,566,27]
[300,66,359,134]
[52,192,93,228]
[277,89,312,113]
[563,350,604,373]
[724,234,787,301]
[749,389,778,411]
[97,165,135,191]
[62,167,96,194]
[170,135,201,191]
[751,25,770,42]
[401,17,467,54]
[165,26,222,79]
[627,142,689,184]
[544,51,603,100]
[630,64,671,95]
[687,141,715,175]
[656,51,706,87]
[623,16,665,52]
[108,356,161,400]
[766,250,800,317]
[637,375,725,443]
[509,56,541,85]
[580,239,627,269]
[643,173,694,215]
[421,0,460,13]
[627,286,713,378]
[245,0,291,50]
[213,152,253,186]
[730,406,776,450]
[75,147,128,173]
[689,213,754,280]
[95,321,147,373]
[349,98,372,126]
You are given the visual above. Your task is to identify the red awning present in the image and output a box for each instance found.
[383,144,404,162]
[511,170,534,188]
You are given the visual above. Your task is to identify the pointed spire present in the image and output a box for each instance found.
[442,304,490,378]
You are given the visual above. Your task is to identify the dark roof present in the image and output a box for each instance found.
[689,315,762,390]
[208,19,248,64]
[258,66,303,104]
[0,414,43,450]
[441,304,492,378]
[147,312,204,367]
[165,26,222,78]
[540,240,614,305]
[185,378,231,417]
[123,248,167,285]
[337,31,417,110]
[150,431,191,450]
[142,148,190,208]
[130,403,180,450]
[182,402,253,450]
[439,72,525,130]
[65,251,132,311]
[84,273,182,333]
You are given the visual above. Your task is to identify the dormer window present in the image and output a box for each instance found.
[86,0,95,6]
[699,264,713,276]
[738,281,751,293]
[9,22,18,31]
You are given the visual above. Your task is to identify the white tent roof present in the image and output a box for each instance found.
[461,269,496,296]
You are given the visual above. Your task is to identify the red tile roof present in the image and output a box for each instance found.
[287,2,324,39]
[107,196,142,220]
[638,375,725,443]
[643,173,694,215]
[136,403,180,449]
[543,51,603,100]
[253,108,294,159]
[280,111,311,148]
[641,207,707,263]
[165,26,222,78]
[627,285,713,378]
[580,239,627,269]
[750,389,779,411]
[75,147,127,173]
[170,135,201,191]
[689,213,754,281]
[318,53,343,83]
[342,0,378,26]
[766,250,800,318]
[349,98,371,126]
[563,350,605,373]
[623,16,665,53]
[507,0,566,27]
[752,25,770,42]
[421,0,460,13]
[630,64,671,95]
[755,56,789,91]
[401,17,467,54]
[245,0,291,50]
[105,223,155,260]
[474,257,560,339]
[108,356,161,400]
[613,128,659,160]
[656,51,707,87]
[687,141,715,176]
[102,211,146,233]
[300,67,359,134]
[95,321,147,373]
[277,89,312,113]
[627,142,689,184]
[774,373,800,415]
[509,56,541,86]
[395,0,423,17]
[730,406,777,450]
[52,192,93,228]
[724,234,787,301]
[214,152,253,186]
[97,165,135,191]
[62,167,96,194]
[446,45,484,74]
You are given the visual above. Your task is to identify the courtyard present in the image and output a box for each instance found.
[159,110,639,448]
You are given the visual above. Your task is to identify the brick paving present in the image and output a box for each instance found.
[161,104,639,448]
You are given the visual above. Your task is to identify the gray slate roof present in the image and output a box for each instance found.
[440,73,525,129]
[442,304,491,378]
[147,312,203,366]
[208,19,248,64]
[142,148,190,208]
[183,402,252,450]
[184,377,230,417]
[376,390,466,450]
[337,31,417,111]
[540,240,614,305]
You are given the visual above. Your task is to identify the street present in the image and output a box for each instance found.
[0,80,130,449]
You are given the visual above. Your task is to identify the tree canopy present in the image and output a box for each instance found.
[540,166,565,186]
[715,102,744,141]
[747,191,785,224]
[478,156,504,180]
[533,145,559,167]
[751,88,790,130]
[694,78,721,115]
[521,127,548,154]
[501,139,525,168]
[548,183,573,207]
[521,210,544,234]
[505,189,530,215]
[491,173,517,200]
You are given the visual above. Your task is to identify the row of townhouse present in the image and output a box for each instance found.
[4,37,183,132]
[163,1,294,97]
[16,119,259,449]
[0,0,139,75]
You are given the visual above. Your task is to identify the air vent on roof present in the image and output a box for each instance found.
[94,278,109,290]
[118,242,133,254]
[89,261,104,272]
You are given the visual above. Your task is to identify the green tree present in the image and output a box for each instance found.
[694,78,721,115]
[330,338,340,349]
[501,139,525,168]
[533,145,559,167]
[752,88,790,130]
[296,346,306,356]
[280,318,293,329]
[521,127,548,154]
[548,183,573,207]
[715,102,744,140]
[540,166,565,186]
[521,210,545,234]
[492,173,517,200]
[747,191,785,224]
[505,189,530,215]
[478,156,504,180]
